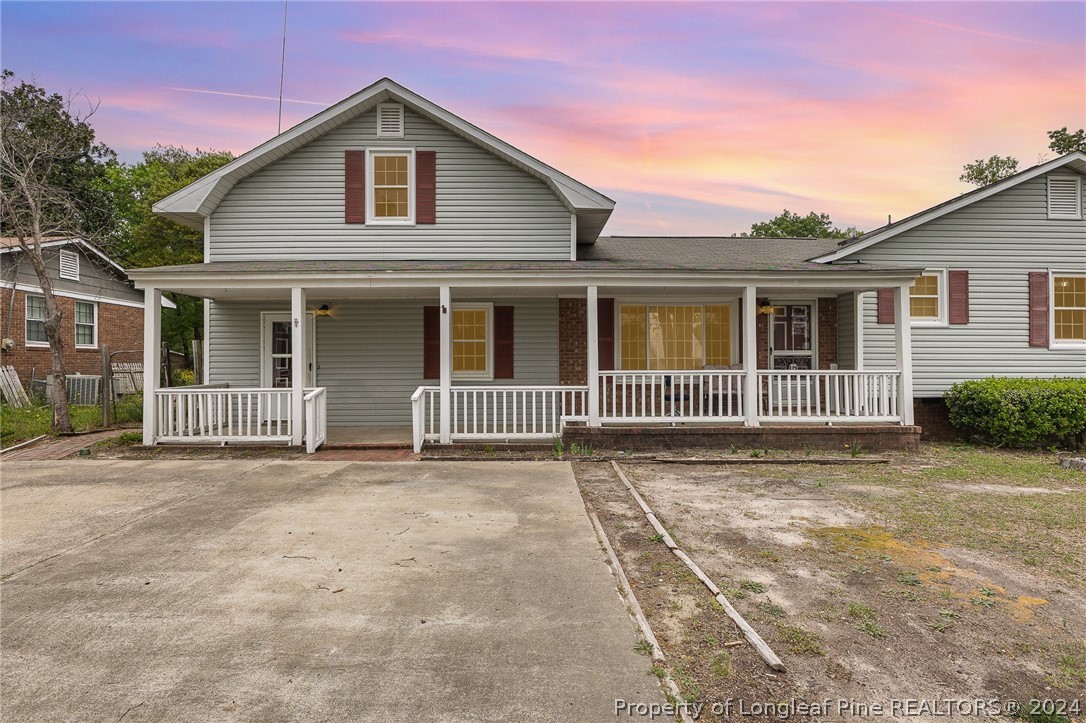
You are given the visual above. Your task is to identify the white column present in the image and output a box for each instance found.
[743,286,759,427]
[291,287,307,446]
[854,291,865,371]
[439,285,452,444]
[142,287,162,445]
[586,285,600,427]
[893,285,914,426]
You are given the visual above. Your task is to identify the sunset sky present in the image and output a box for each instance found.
[3,1,1083,236]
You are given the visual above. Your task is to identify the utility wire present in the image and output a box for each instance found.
[277,0,288,135]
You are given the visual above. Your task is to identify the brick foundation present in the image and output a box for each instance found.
[0,289,145,388]
[914,397,961,441]
[564,423,921,453]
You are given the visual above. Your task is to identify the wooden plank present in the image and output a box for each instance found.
[0,366,30,408]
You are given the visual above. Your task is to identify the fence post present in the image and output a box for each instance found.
[101,344,112,427]
[161,342,172,387]
[192,339,203,384]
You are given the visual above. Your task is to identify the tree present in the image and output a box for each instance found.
[107,145,233,362]
[960,155,1019,187]
[1,70,116,433]
[746,209,858,239]
[1047,127,1086,155]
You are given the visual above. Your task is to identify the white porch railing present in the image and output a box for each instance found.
[598,370,745,423]
[154,386,327,452]
[758,371,900,422]
[411,385,589,452]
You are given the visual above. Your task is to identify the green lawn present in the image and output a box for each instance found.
[1,394,141,447]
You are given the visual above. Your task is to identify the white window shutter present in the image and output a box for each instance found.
[376,103,404,138]
[1048,176,1082,219]
[59,250,80,280]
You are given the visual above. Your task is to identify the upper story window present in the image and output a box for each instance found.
[367,149,414,224]
[619,304,733,370]
[1052,273,1086,345]
[59,250,79,280]
[452,304,492,379]
[910,270,947,326]
[75,301,97,347]
[376,103,404,138]
[1047,175,1082,219]
[26,295,47,345]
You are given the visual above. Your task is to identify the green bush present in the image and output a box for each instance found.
[944,378,1086,449]
[113,392,143,424]
[170,368,196,386]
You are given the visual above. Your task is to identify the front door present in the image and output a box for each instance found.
[769,304,814,370]
[261,313,316,390]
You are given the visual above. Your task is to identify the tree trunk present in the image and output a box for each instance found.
[21,240,73,434]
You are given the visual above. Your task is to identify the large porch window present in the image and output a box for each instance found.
[619,304,732,370]
[452,304,492,379]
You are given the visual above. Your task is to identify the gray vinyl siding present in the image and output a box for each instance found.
[208,106,572,261]
[836,292,855,369]
[0,245,142,304]
[208,297,559,426]
[854,170,1086,396]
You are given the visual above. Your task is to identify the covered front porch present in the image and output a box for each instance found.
[132,264,919,454]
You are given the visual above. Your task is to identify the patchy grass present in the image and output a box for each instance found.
[1,403,104,446]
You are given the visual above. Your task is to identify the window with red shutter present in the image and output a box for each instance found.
[344,151,366,223]
[948,270,969,324]
[1028,272,1050,348]
[416,151,436,224]
[494,306,514,379]
[423,306,439,379]
[597,298,615,370]
[876,288,895,324]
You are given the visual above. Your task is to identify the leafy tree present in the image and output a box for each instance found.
[746,209,858,239]
[0,70,116,432]
[959,155,1019,187]
[1047,127,1086,155]
[108,145,234,363]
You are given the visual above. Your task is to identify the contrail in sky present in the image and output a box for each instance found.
[165,87,329,106]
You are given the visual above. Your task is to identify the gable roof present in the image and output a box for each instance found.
[0,237,127,276]
[153,78,615,243]
[812,151,1086,263]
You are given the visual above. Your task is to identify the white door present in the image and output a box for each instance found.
[261,313,316,389]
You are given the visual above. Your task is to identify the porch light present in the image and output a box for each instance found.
[316,304,333,317]
[757,299,776,315]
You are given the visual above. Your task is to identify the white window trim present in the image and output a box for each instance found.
[375,102,405,139]
[1049,270,1086,349]
[1047,175,1082,220]
[25,294,48,347]
[766,300,820,370]
[910,268,948,328]
[615,301,739,371]
[74,300,98,349]
[451,302,493,381]
[59,249,80,281]
[365,148,415,226]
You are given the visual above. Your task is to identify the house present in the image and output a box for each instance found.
[128,78,1084,453]
[0,238,173,391]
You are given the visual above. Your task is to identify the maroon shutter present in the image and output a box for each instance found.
[494,306,514,379]
[1028,272,1050,348]
[416,151,436,224]
[423,306,439,379]
[345,151,365,223]
[948,270,970,324]
[876,288,895,324]
[597,298,615,370]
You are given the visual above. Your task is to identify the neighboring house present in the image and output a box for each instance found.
[128,78,1083,453]
[0,238,171,389]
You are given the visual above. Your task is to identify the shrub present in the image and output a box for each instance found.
[113,392,143,424]
[170,368,196,386]
[944,377,1086,449]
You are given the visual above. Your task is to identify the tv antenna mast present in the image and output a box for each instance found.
[277,0,288,135]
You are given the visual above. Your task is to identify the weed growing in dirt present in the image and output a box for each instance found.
[570,442,594,456]
[740,580,767,594]
[648,533,665,543]
[551,437,565,458]
[897,571,921,586]
[756,549,782,563]
[759,602,785,619]
[712,651,734,678]
[634,639,654,656]
[847,602,875,620]
[777,624,825,655]
[857,619,889,639]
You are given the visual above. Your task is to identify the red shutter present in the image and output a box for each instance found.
[1028,272,1050,348]
[876,288,895,324]
[423,305,439,379]
[345,151,365,223]
[597,298,615,370]
[416,151,436,224]
[948,270,970,324]
[494,306,514,379]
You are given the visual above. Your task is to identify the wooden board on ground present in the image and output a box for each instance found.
[0,366,30,408]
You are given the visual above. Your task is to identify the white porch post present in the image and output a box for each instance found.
[142,287,162,445]
[854,291,865,371]
[291,287,307,446]
[586,285,600,427]
[439,285,452,444]
[743,286,759,427]
[893,285,914,425]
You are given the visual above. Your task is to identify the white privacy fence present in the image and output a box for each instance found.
[598,371,745,422]
[758,371,900,422]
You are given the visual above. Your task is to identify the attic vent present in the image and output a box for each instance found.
[1047,175,1082,219]
[376,103,404,138]
[59,249,79,280]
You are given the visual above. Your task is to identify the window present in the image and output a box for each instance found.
[74,301,97,347]
[1052,274,1086,345]
[452,304,491,379]
[59,250,79,280]
[367,149,414,223]
[1047,176,1082,219]
[26,295,47,344]
[619,304,732,370]
[910,270,946,325]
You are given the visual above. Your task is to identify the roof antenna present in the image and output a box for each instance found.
[277,0,288,135]
[887,214,892,225]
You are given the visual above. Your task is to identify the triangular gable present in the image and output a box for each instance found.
[812,151,1086,263]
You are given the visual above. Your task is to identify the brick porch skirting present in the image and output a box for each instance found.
[563,424,921,453]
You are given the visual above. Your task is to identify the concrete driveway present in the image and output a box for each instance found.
[1,460,660,722]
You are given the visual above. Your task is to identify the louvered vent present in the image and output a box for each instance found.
[59,249,79,280]
[376,103,404,138]
[1047,176,1082,219]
